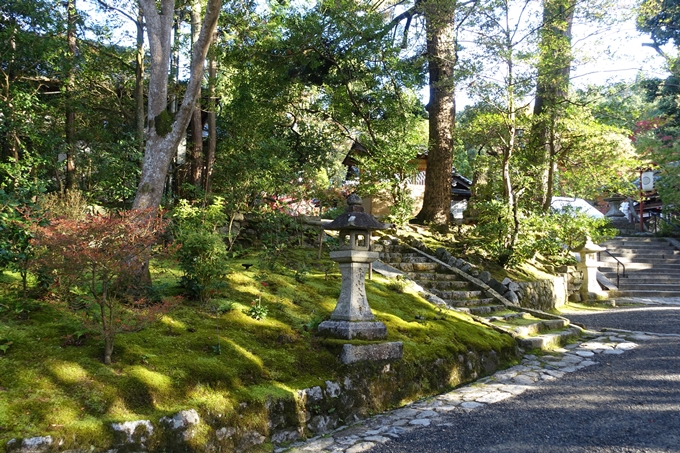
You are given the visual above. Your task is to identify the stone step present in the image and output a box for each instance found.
[431,289,484,300]
[389,262,440,272]
[601,251,679,258]
[601,266,680,275]
[446,298,497,307]
[419,280,472,291]
[506,319,569,337]
[406,272,463,282]
[456,305,508,315]
[602,272,680,285]
[613,290,680,298]
[486,312,531,322]
[600,255,680,264]
[599,263,680,271]
[602,242,677,250]
[603,237,673,244]
[615,283,680,291]
[518,326,582,350]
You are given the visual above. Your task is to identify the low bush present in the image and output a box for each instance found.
[172,199,230,303]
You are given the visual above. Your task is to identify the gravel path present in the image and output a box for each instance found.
[562,299,680,336]
[366,300,680,453]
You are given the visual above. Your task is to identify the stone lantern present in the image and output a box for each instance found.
[603,195,626,218]
[575,236,607,300]
[318,194,390,341]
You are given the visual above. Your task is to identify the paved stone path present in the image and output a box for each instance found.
[280,329,663,453]
[276,298,680,453]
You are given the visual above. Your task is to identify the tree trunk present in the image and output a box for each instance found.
[65,0,77,191]
[135,8,145,157]
[416,0,456,225]
[133,0,221,211]
[190,0,204,191]
[205,40,217,195]
[530,0,576,210]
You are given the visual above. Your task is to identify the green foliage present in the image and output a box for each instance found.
[38,189,90,220]
[0,189,43,301]
[249,211,316,269]
[386,276,409,293]
[173,198,227,233]
[172,198,231,302]
[244,295,268,321]
[637,0,680,46]
[0,338,12,354]
[468,201,617,267]
[469,200,516,266]
[214,300,235,314]
[176,230,230,302]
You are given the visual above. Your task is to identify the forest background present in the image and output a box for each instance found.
[1,0,680,269]
[1,0,680,444]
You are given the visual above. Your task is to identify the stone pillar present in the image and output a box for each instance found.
[317,250,387,340]
[319,193,402,362]
[575,238,607,301]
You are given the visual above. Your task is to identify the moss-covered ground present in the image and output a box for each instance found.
[0,248,517,450]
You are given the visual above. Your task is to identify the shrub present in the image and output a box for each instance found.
[172,198,231,302]
[175,230,230,302]
[469,201,617,268]
[32,210,169,364]
[37,189,89,220]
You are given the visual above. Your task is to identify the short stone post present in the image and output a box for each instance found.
[575,237,607,301]
[318,194,403,363]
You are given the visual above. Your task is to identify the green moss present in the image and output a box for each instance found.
[154,110,173,137]
[0,249,519,449]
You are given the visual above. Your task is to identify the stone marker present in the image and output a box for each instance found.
[318,194,403,363]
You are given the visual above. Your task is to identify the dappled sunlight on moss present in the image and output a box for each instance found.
[186,383,236,414]
[49,360,90,385]
[223,338,264,369]
[160,315,187,330]
[0,247,520,447]
[106,397,135,419]
[128,366,173,393]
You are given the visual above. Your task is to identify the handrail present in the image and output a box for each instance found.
[649,211,680,233]
[598,249,627,288]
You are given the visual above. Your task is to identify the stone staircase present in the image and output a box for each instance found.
[599,236,680,298]
[374,241,581,350]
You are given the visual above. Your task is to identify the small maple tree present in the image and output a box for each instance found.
[32,210,169,364]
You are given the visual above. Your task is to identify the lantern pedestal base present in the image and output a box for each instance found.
[317,320,387,340]
[339,342,403,364]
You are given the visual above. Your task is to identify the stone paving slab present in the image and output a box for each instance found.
[278,329,660,453]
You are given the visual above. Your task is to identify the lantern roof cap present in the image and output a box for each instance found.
[325,194,391,231]
[574,236,605,253]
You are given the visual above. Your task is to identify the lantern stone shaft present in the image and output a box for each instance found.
[575,236,607,300]
[318,194,390,340]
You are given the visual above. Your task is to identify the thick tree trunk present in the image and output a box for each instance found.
[190,0,204,191]
[135,8,145,157]
[205,43,217,195]
[530,0,575,210]
[416,0,456,225]
[133,0,221,210]
[65,0,77,191]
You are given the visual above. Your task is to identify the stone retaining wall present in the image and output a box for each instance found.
[7,345,519,453]
[514,268,583,311]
